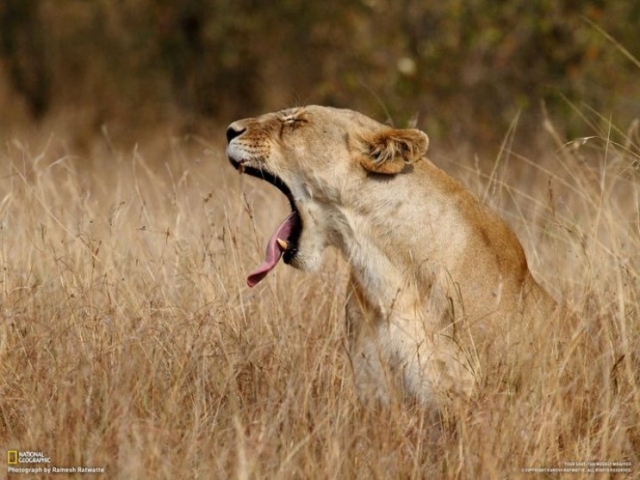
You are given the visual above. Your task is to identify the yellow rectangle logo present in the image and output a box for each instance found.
[7,450,18,465]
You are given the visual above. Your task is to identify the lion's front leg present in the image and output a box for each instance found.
[345,274,398,404]
[345,272,477,407]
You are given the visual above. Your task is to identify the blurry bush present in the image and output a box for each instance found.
[0,0,638,148]
[0,0,51,119]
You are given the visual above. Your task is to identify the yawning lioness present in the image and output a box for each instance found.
[227,106,561,407]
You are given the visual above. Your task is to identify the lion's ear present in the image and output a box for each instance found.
[357,128,429,174]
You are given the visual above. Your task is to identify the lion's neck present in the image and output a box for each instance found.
[333,203,426,314]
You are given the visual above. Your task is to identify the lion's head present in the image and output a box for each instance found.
[226,105,428,287]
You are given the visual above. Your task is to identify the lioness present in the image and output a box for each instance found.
[226,106,560,407]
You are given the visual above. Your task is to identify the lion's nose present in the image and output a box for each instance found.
[226,123,246,143]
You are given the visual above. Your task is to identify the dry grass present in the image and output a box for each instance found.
[0,117,638,479]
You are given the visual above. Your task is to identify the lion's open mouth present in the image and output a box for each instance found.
[229,159,302,287]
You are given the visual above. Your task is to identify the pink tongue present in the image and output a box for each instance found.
[247,211,297,287]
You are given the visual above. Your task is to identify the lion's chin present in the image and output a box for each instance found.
[285,252,322,273]
[283,227,326,274]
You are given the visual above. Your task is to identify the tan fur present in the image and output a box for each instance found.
[227,105,561,408]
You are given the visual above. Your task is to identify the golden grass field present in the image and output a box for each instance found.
[1,115,638,479]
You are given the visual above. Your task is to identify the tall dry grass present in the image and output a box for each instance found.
[0,115,638,478]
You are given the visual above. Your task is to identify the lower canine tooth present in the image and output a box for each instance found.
[276,238,289,250]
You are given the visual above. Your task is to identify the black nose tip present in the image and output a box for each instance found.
[226,124,246,143]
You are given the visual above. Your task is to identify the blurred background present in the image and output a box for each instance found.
[0,0,638,152]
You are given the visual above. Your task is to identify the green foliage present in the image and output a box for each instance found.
[0,0,638,146]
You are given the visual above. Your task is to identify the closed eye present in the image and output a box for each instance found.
[278,115,308,138]
[284,117,307,127]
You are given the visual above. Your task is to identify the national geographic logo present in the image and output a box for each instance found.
[7,450,51,464]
